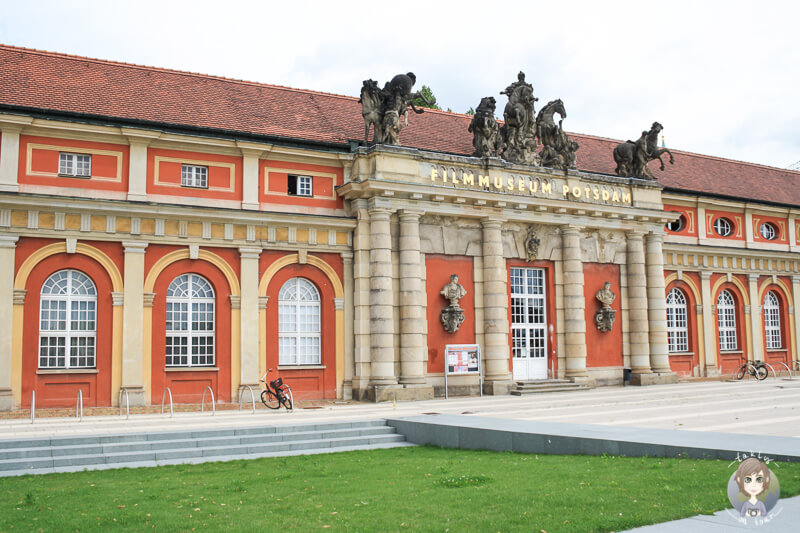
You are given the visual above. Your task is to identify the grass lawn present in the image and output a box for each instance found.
[1,446,799,532]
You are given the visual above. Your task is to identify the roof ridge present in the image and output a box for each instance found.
[0,43,361,103]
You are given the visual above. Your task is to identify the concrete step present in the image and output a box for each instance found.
[0,419,408,476]
[511,383,590,395]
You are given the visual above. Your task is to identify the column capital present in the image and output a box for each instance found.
[792,275,800,284]
[143,293,155,307]
[481,216,506,229]
[111,292,124,306]
[13,289,26,306]
[334,297,345,310]
[340,251,354,263]
[699,271,712,281]
[367,196,395,214]
[747,273,760,283]
[229,294,241,309]
[626,229,647,239]
[0,235,18,248]
[238,246,262,259]
[398,209,424,220]
[646,229,666,241]
[122,241,148,253]
[121,128,161,145]
[258,296,269,309]
[367,206,394,218]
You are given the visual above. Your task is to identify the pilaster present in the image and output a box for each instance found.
[341,252,355,400]
[700,271,719,376]
[482,217,511,394]
[121,241,148,405]
[351,200,372,397]
[0,123,26,192]
[748,274,763,362]
[123,130,160,202]
[561,225,589,380]
[792,276,800,367]
[0,236,18,410]
[239,247,261,389]
[238,143,264,211]
[626,230,653,382]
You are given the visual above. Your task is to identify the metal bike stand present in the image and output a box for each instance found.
[30,390,35,424]
[161,388,174,417]
[119,389,130,419]
[75,389,83,421]
[201,386,215,415]
[238,385,256,414]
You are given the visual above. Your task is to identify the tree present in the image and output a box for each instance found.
[465,107,475,116]
[411,85,440,110]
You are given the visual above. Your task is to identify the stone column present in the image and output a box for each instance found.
[792,276,800,367]
[368,203,397,390]
[0,236,18,410]
[351,200,372,398]
[121,242,148,405]
[398,209,429,392]
[482,217,511,394]
[239,247,261,389]
[747,274,763,363]
[700,271,719,376]
[0,125,23,193]
[627,231,653,383]
[341,252,355,400]
[561,225,589,381]
[645,231,675,379]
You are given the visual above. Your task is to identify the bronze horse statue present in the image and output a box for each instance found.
[613,122,674,179]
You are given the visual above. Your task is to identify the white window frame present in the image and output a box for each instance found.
[38,269,97,369]
[58,152,92,177]
[509,267,547,361]
[288,174,313,197]
[713,217,732,237]
[759,222,777,241]
[165,274,215,367]
[278,277,321,365]
[764,291,782,350]
[666,288,689,353]
[181,164,209,189]
[717,289,738,351]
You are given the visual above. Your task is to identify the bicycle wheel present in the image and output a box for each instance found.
[261,389,280,409]
[755,365,768,381]
[281,386,293,410]
[735,364,747,380]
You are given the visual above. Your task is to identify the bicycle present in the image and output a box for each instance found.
[734,359,768,381]
[259,368,294,410]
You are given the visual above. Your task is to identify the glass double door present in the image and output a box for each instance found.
[510,267,548,381]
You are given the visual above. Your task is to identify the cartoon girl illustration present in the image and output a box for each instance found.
[734,457,770,518]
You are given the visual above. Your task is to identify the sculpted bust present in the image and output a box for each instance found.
[440,274,467,308]
[594,281,617,332]
[595,282,615,308]
[440,274,467,333]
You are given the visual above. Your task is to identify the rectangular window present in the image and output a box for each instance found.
[764,307,782,350]
[58,152,92,177]
[287,175,313,197]
[181,164,208,188]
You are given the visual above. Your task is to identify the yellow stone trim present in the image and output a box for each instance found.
[664,273,701,303]
[153,155,236,193]
[230,307,241,400]
[710,275,750,306]
[14,242,123,292]
[258,253,345,399]
[664,273,705,373]
[143,249,241,295]
[757,277,794,306]
[26,142,124,182]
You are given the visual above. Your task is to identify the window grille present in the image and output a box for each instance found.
[764,291,782,349]
[58,153,91,177]
[717,289,738,351]
[39,270,97,369]
[759,222,777,241]
[287,175,313,196]
[713,218,732,237]
[166,274,215,366]
[509,267,547,361]
[666,288,689,352]
[278,278,321,365]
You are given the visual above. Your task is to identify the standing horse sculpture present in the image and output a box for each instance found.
[499,72,539,164]
[613,122,675,179]
[358,73,433,146]
[536,99,579,171]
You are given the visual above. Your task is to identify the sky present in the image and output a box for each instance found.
[1,0,798,170]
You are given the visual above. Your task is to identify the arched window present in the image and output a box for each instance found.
[717,289,738,351]
[666,288,688,353]
[166,274,215,367]
[764,291,782,349]
[39,269,97,369]
[278,277,321,365]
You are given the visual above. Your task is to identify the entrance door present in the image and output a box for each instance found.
[510,267,548,380]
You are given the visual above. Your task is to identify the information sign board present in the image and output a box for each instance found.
[443,344,482,398]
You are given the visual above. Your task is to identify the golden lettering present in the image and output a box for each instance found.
[442,169,448,183]
[507,177,515,190]
[563,184,570,197]
[452,169,460,185]
[572,186,582,198]
[612,191,620,202]
[464,172,475,186]
[542,182,552,194]
[431,168,438,181]
[518,177,525,193]
[593,188,600,200]
[584,187,591,199]
[494,175,503,189]
[622,191,631,204]
[529,179,538,193]
[479,174,490,188]
[602,190,610,201]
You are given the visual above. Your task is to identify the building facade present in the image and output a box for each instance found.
[0,45,797,409]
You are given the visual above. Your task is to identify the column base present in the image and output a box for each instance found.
[342,380,353,401]
[482,380,512,396]
[126,193,147,202]
[568,376,596,388]
[0,388,14,411]
[119,387,148,406]
[704,366,721,377]
[369,384,434,402]
[238,384,261,404]
[351,377,372,402]
[630,372,678,386]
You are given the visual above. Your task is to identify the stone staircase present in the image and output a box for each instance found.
[510,379,591,395]
[0,419,410,477]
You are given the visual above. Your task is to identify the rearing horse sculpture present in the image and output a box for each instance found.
[359,79,382,145]
[613,122,675,179]
[536,99,578,171]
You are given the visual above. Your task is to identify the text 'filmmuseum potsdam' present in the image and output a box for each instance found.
[0,45,798,410]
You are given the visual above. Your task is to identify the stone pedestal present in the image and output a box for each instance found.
[119,386,147,407]
[630,372,678,386]
[371,384,434,402]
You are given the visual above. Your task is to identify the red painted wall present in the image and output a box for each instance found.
[711,274,748,373]
[665,274,700,376]
[147,147,243,201]
[260,160,344,210]
[752,215,789,244]
[705,210,745,241]
[19,135,129,192]
[583,263,622,367]
[663,204,698,237]
[425,255,475,374]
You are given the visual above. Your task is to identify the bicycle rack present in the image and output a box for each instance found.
[30,390,35,424]
[161,387,174,417]
[238,385,256,414]
[75,389,84,421]
[773,361,793,379]
[119,389,130,419]
[201,386,215,415]
[762,362,776,380]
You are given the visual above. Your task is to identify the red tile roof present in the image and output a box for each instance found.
[2,44,799,207]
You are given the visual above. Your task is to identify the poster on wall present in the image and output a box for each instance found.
[444,344,482,399]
